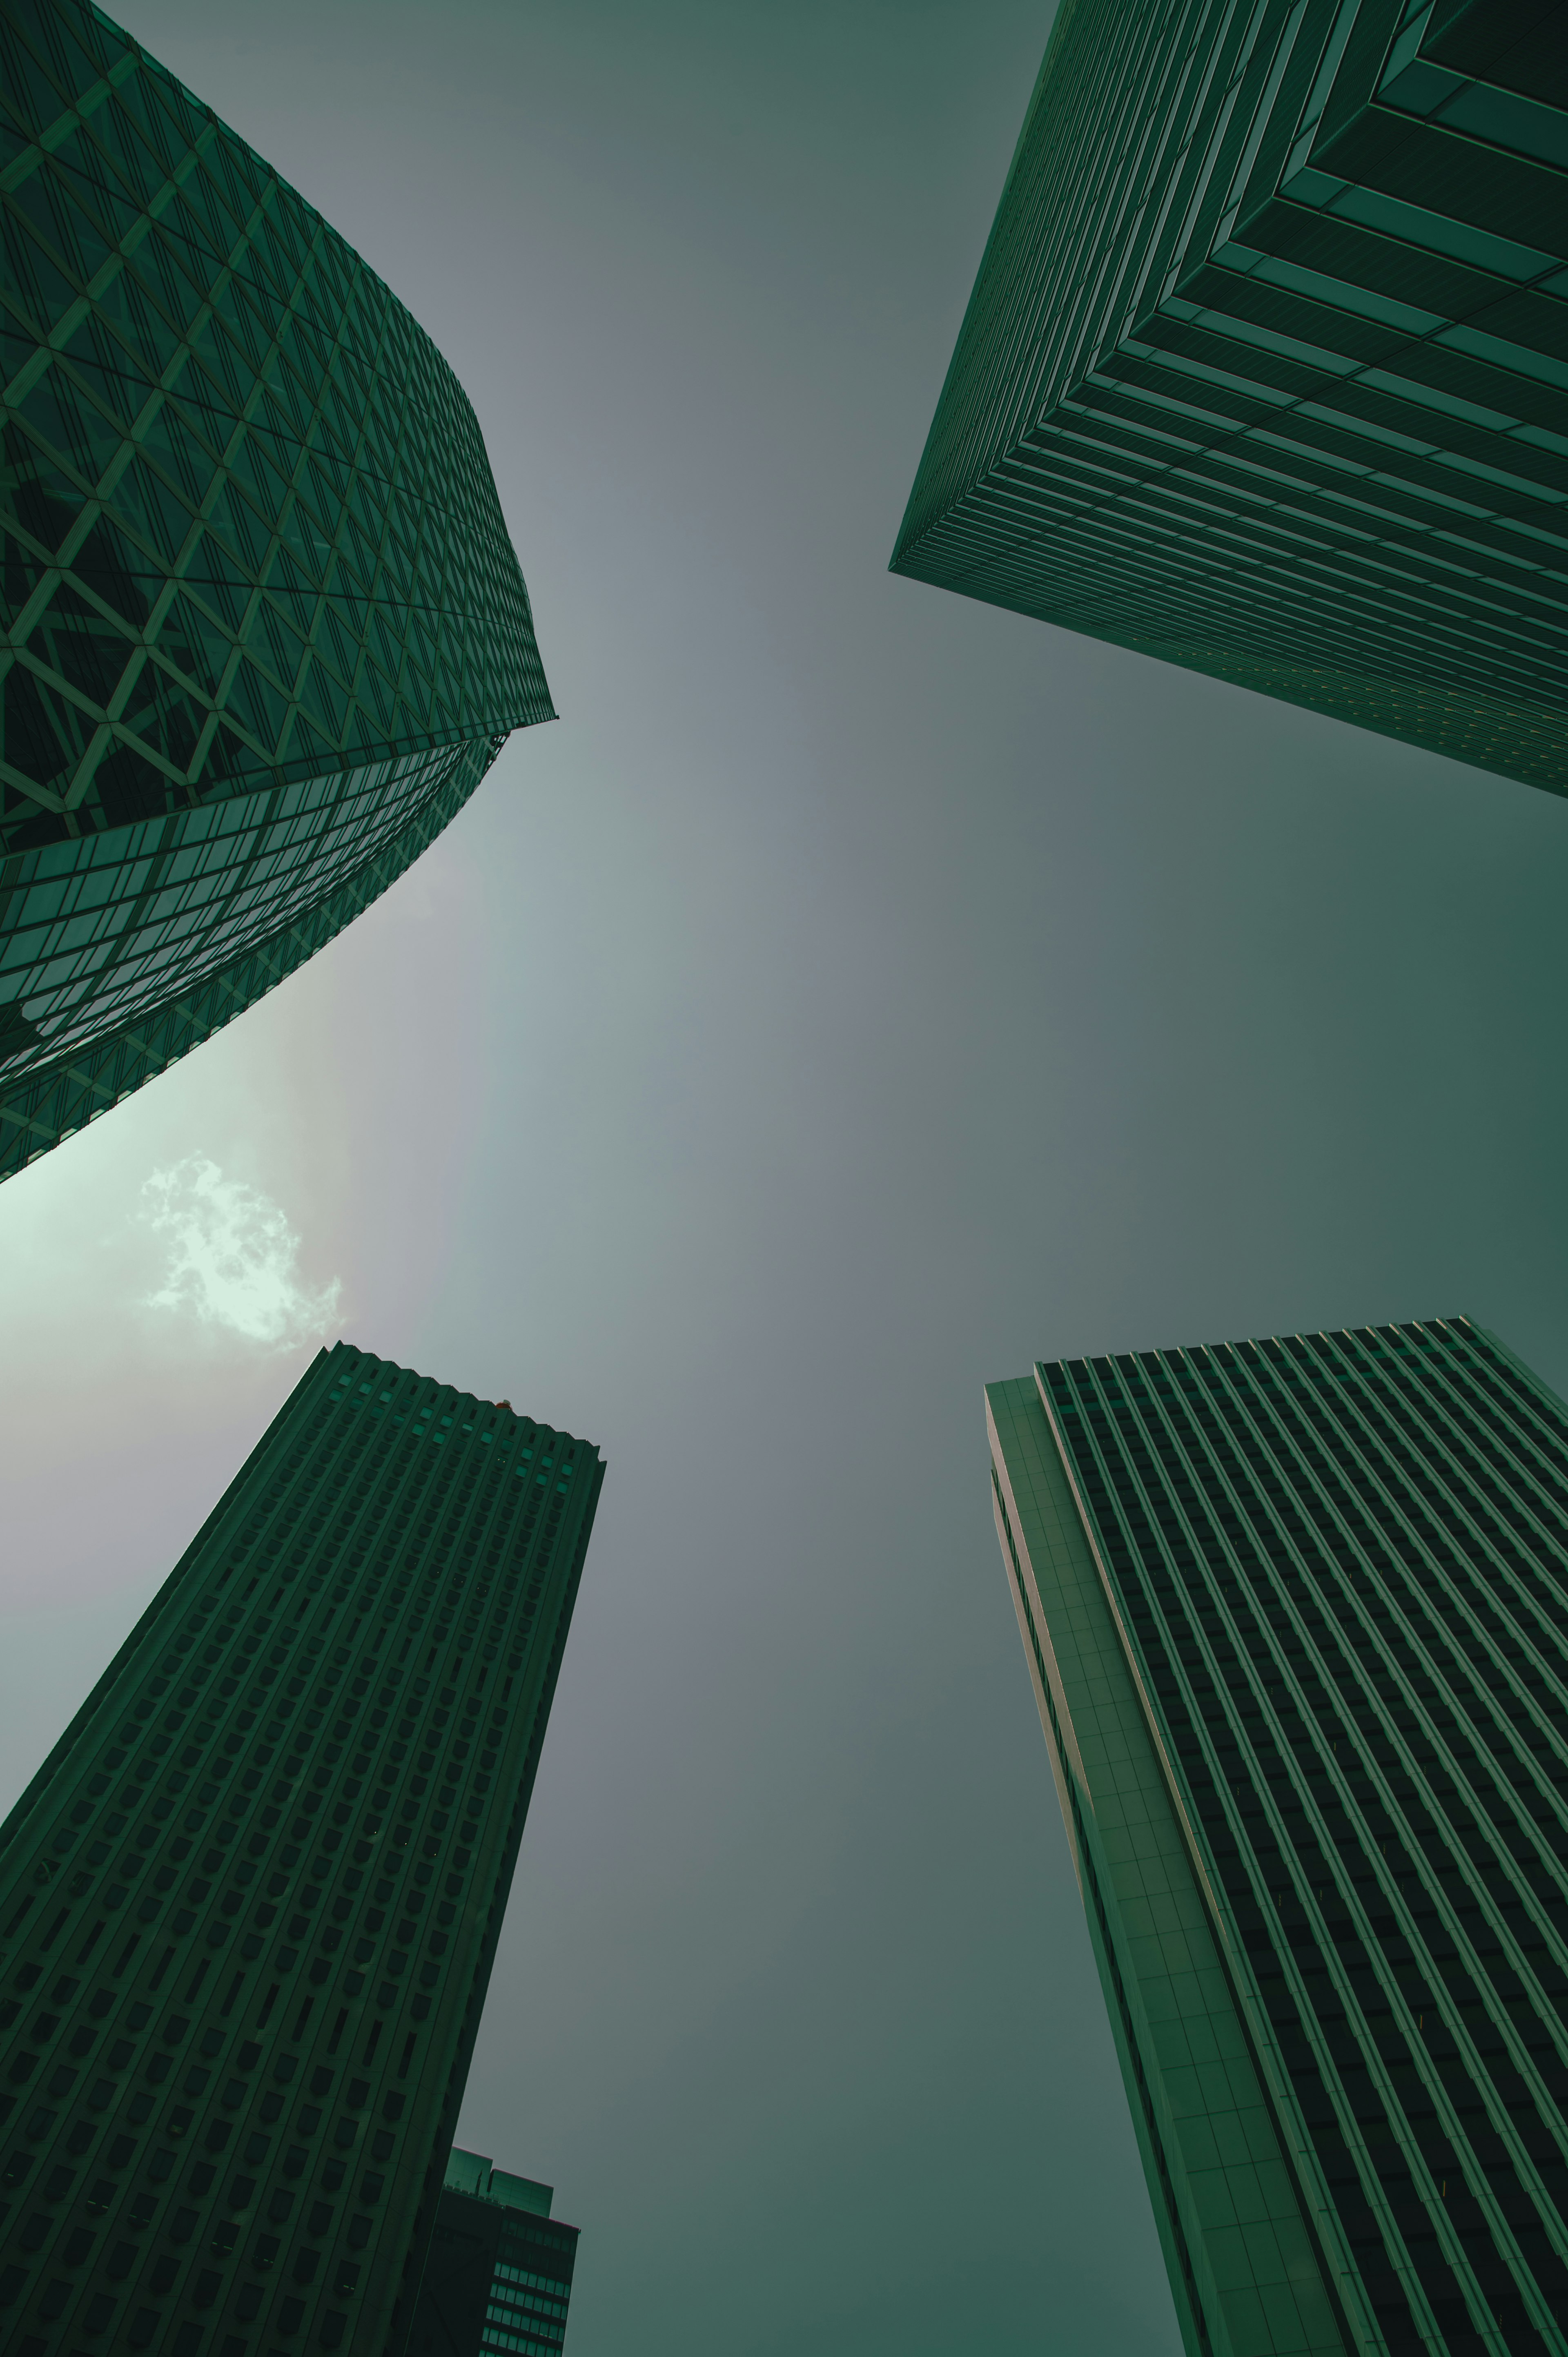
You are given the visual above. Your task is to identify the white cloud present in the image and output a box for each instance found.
[140,1156,341,1347]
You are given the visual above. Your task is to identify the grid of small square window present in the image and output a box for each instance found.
[0,1342,603,2357]
[2,738,483,1070]
[0,732,498,1179]
[483,2217,576,2357]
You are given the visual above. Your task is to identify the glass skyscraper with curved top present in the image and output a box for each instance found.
[0,0,554,1179]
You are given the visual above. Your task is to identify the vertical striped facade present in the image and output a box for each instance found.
[990,1318,1568,2357]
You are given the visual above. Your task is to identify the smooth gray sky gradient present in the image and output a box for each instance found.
[4,4,1568,2352]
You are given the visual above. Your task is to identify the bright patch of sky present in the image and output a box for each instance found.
[140,1155,341,1347]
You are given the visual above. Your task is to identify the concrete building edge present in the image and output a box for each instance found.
[0,1345,336,1888]
[1025,1369,1372,2355]
[986,1380,1221,2357]
[987,1377,1374,2357]
[383,1458,603,2357]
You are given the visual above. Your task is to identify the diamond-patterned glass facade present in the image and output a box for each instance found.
[0,1342,603,2357]
[1,0,554,1176]
[893,0,1568,796]
[990,1318,1568,2357]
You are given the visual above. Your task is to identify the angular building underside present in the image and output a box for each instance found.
[990,1318,1568,2357]
[0,0,553,1177]
[893,0,1568,796]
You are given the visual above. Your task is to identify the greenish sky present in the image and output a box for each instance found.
[4,3,1568,2351]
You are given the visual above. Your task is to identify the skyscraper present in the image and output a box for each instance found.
[0,1342,603,2357]
[893,1,1568,795]
[406,2148,577,2357]
[989,1318,1568,2357]
[0,0,554,1180]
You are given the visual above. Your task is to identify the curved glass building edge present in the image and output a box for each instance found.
[1,0,555,1172]
[0,731,502,1179]
[1,0,552,852]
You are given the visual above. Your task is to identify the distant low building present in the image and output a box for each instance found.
[408,2148,579,2357]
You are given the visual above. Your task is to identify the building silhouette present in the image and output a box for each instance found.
[406,2148,577,2357]
[0,0,553,1180]
[0,1343,602,2356]
[989,1317,1568,2357]
[893,1,1568,795]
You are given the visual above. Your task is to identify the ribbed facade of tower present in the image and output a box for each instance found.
[989,1318,1568,2357]
[0,0,554,1177]
[0,1343,602,2357]
[893,0,1568,796]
